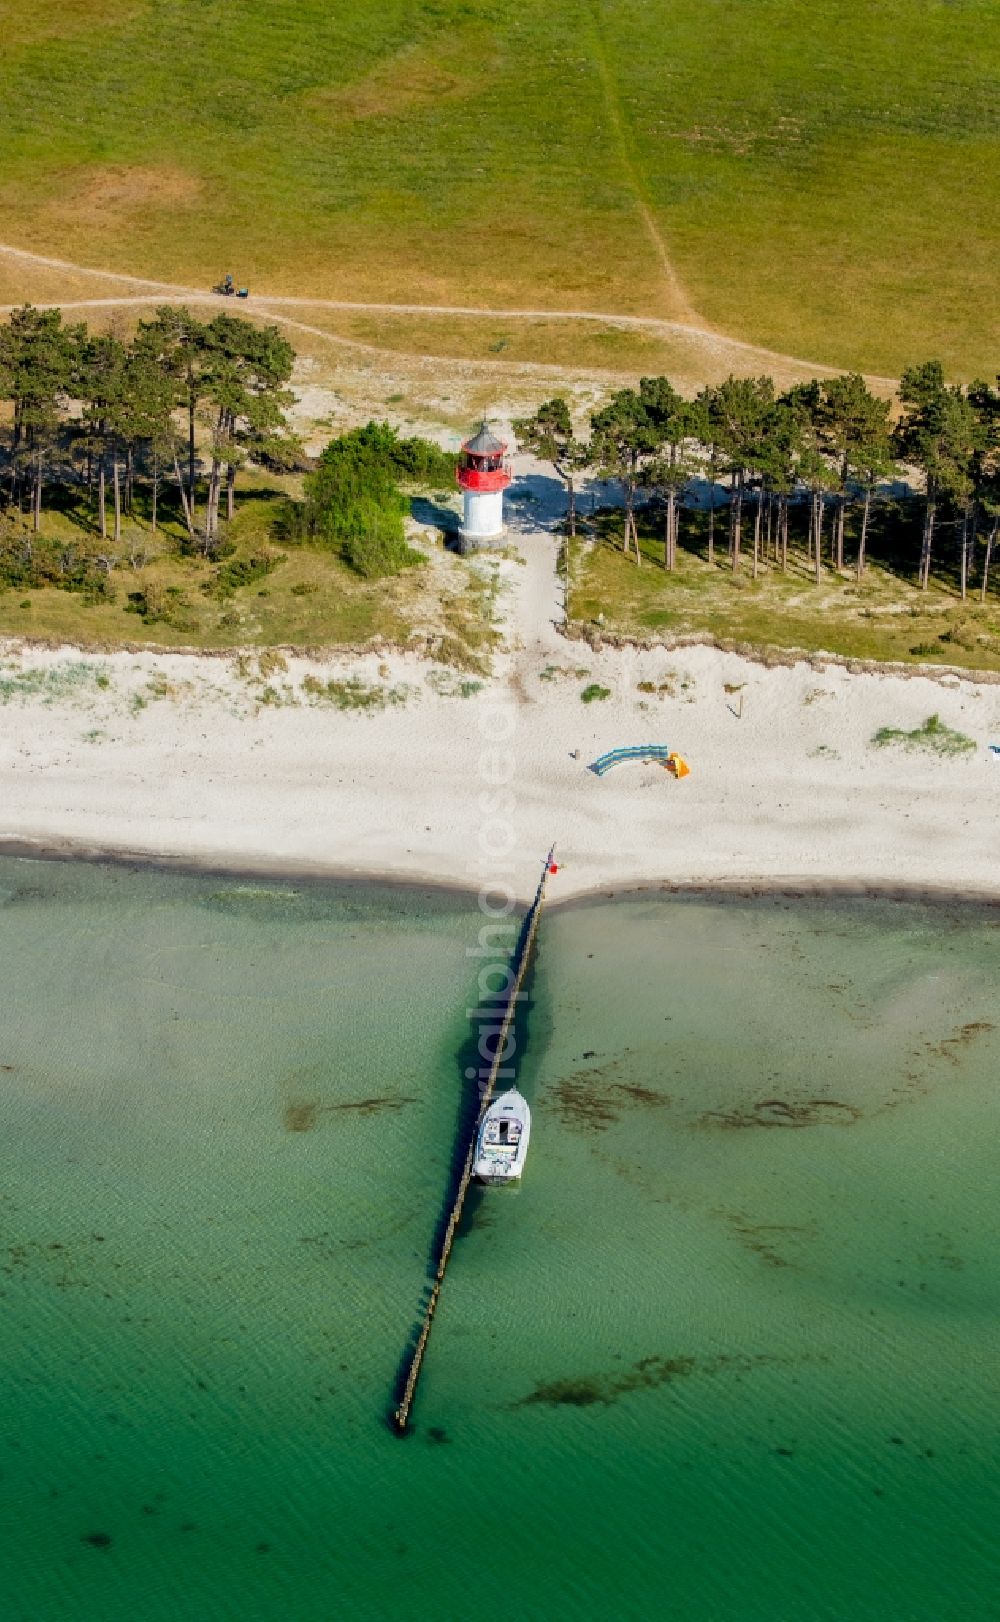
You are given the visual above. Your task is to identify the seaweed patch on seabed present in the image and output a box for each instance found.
[700,1098,861,1130]
[718,1213,818,1269]
[880,1018,997,1113]
[514,1352,785,1409]
[203,887,305,917]
[284,1096,418,1132]
[546,1061,671,1132]
[921,1020,995,1067]
[2,1234,105,1289]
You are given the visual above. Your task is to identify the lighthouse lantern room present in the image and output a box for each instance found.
[456,422,512,551]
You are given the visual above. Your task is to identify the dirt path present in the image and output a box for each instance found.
[502,462,569,683]
[0,240,898,390]
[584,0,700,327]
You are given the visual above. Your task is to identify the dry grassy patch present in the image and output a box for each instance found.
[44,166,202,226]
[571,522,1000,674]
[4,0,138,45]
[307,32,492,122]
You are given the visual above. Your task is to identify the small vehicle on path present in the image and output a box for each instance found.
[212,275,249,299]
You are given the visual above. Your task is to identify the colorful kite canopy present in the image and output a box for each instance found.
[589,745,690,779]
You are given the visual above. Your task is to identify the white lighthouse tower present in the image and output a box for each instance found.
[456,422,512,551]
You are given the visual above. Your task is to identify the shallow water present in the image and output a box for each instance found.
[0,860,997,1620]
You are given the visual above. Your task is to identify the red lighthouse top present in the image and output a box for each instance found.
[457,422,512,494]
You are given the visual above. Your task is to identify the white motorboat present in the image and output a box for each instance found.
[473,1089,531,1183]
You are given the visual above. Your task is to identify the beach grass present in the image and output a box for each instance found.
[570,512,1000,673]
[0,659,111,704]
[301,674,411,711]
[0,0,996,376]
[873,714,977,756]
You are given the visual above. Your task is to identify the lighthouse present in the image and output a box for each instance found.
[456,422,512,551]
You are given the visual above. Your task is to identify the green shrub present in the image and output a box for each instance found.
[284,422,451,578]
[342,521,424,580]
[202,550,284,599]
[126,583,170,624]
[389,432,457,487]
[0,536,115,603]
[581,683,612,703]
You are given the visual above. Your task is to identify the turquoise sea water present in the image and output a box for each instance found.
[0,858,998,1621]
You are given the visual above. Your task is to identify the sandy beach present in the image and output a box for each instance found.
[3,507,1000,905]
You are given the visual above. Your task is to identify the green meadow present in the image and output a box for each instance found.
[0,0,996,376]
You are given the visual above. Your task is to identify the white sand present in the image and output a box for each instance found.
[2,525,1000,904]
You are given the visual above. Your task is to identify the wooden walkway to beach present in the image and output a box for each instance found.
[392,847,555,1433]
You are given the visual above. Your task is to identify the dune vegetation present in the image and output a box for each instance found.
[0,0,997,376]
[570,527,1000,673]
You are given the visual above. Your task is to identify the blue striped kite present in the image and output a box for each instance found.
[590,744,673,776]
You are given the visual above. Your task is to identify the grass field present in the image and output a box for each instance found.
[272,305,883,393]
[0,1,996,377]
[570,510,1000,673]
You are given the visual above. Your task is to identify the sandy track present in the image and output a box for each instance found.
[0,240,898,390]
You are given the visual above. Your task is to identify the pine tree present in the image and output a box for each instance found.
[512,398,588,539]
[590,390,657,564]
[688,391,722,565]
[639,376,694,571]
[967,378,1000,600]
[709,376,776,573]
[818,374,893,572]
[756,399,800,573]
[118,338,179,550]
[198,315,295,550]
[135,307,211,528]
[79,333,128,543]
[898,362,977,590]
[0,305,80,529]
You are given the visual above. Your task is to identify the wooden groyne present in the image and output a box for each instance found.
[392,847,555,1433]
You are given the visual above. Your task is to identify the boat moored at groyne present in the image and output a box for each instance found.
[473,1089,531,1183]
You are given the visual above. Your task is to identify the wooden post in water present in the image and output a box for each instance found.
[392,847,556,1433]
